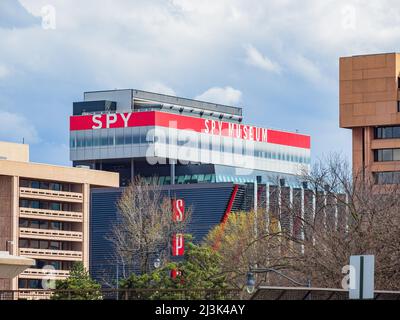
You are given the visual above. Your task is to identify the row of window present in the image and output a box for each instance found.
[70,130,311,165]
[19,239,71,251]
[20,179,72,192]
[19,279,45,289]
[20,199,75,212]
[33,260,72,270]
[375,126,400,139]
[374,149,400,162]
[143,174,217,186]
[19,219,70,231]
[374,171,400,185]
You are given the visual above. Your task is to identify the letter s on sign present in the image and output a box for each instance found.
[172,199,185,222]
[92,115,102,129]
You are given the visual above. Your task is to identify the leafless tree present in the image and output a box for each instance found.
[110,177,191,276]
[207,154,400,290]
[283,154,400,290]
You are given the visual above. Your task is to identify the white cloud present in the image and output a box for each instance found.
[287,54,335,87]
[5,0,400,163]
[0,65,10,79]
[245,44,281,74]
[195,87,242,106]
[0,110,40,144]
[142,82,176,96]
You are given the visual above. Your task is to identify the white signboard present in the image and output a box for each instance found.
[349,255,375,300]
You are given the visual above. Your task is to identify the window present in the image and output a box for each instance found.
[116,131,124,145]
[20,179,29,188]
[40,241,49,249]
[30,240,39,249]
[31,181,40,189]
[51,183,61,191]
[19,199,29,208]
[374,149,400,162]
[382,149,392,161]
[31,201,40,209]
[28,280,41,289]
[39,202,49,210]
[39,221,49,229]
[108,130,115,146]
[124,128,133,145]
[374,171,400,184]
[40,181,49,190]
[19,219,29,228]
[49,241,61,250]
[50,222,61,230]
[375,126,400,139]
[19,239,29,248]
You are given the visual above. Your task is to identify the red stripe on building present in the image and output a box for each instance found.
[70,111,311,149]
[267,129,311,149]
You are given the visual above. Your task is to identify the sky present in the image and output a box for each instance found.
[1,0,400,166]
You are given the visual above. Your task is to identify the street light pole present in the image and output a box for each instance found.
[246,267,311,294]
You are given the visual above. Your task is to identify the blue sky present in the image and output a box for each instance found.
[1,0,400,166]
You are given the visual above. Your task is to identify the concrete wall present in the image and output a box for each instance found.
[0,176,13,290]
[0,142,29,162]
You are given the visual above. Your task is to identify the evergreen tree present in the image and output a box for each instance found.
[52,262,102,300]
[120,239,228,299]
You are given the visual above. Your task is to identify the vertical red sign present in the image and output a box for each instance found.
[172,233,184,256]
[172,199,185,222]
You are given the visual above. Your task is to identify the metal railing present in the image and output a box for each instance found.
[19,228,83,242]
[19,207,83,222]
[0,289,242,301]
[2,287,400,300]
[20,268,70,279]
[20,187,83,202]
[19,248,83,261]
[251,286,400,300]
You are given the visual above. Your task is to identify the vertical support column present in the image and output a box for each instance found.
[130,158,135,183]
[254,179,258,213]
[312,192,316,246]
[82,183,90,270]
[300,186,305,254]
[265,183,270,232]
[345,193,349,233]
[334,197,338,231]
[289,186,293,237]
[11,176,19,291]
[170,159,176,185]
[323,190,327,230]
[278,183,282,222]
[253,179,258,239]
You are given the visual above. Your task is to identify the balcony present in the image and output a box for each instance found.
[19,187,83,203]
[16,290,53,300]
[19,228,83,242]
[19,268,70,280]
[19,207,83,222]
[19,248,83,261]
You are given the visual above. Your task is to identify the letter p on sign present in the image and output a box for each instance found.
[172,234,184,256]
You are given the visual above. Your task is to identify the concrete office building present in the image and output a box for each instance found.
[340,52,400,183]
[0,141,118,296]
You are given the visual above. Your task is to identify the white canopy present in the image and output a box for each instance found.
[0,251,35,279]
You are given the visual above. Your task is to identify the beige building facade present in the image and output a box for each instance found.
[340,53,400,183]
[0,141,119,295]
